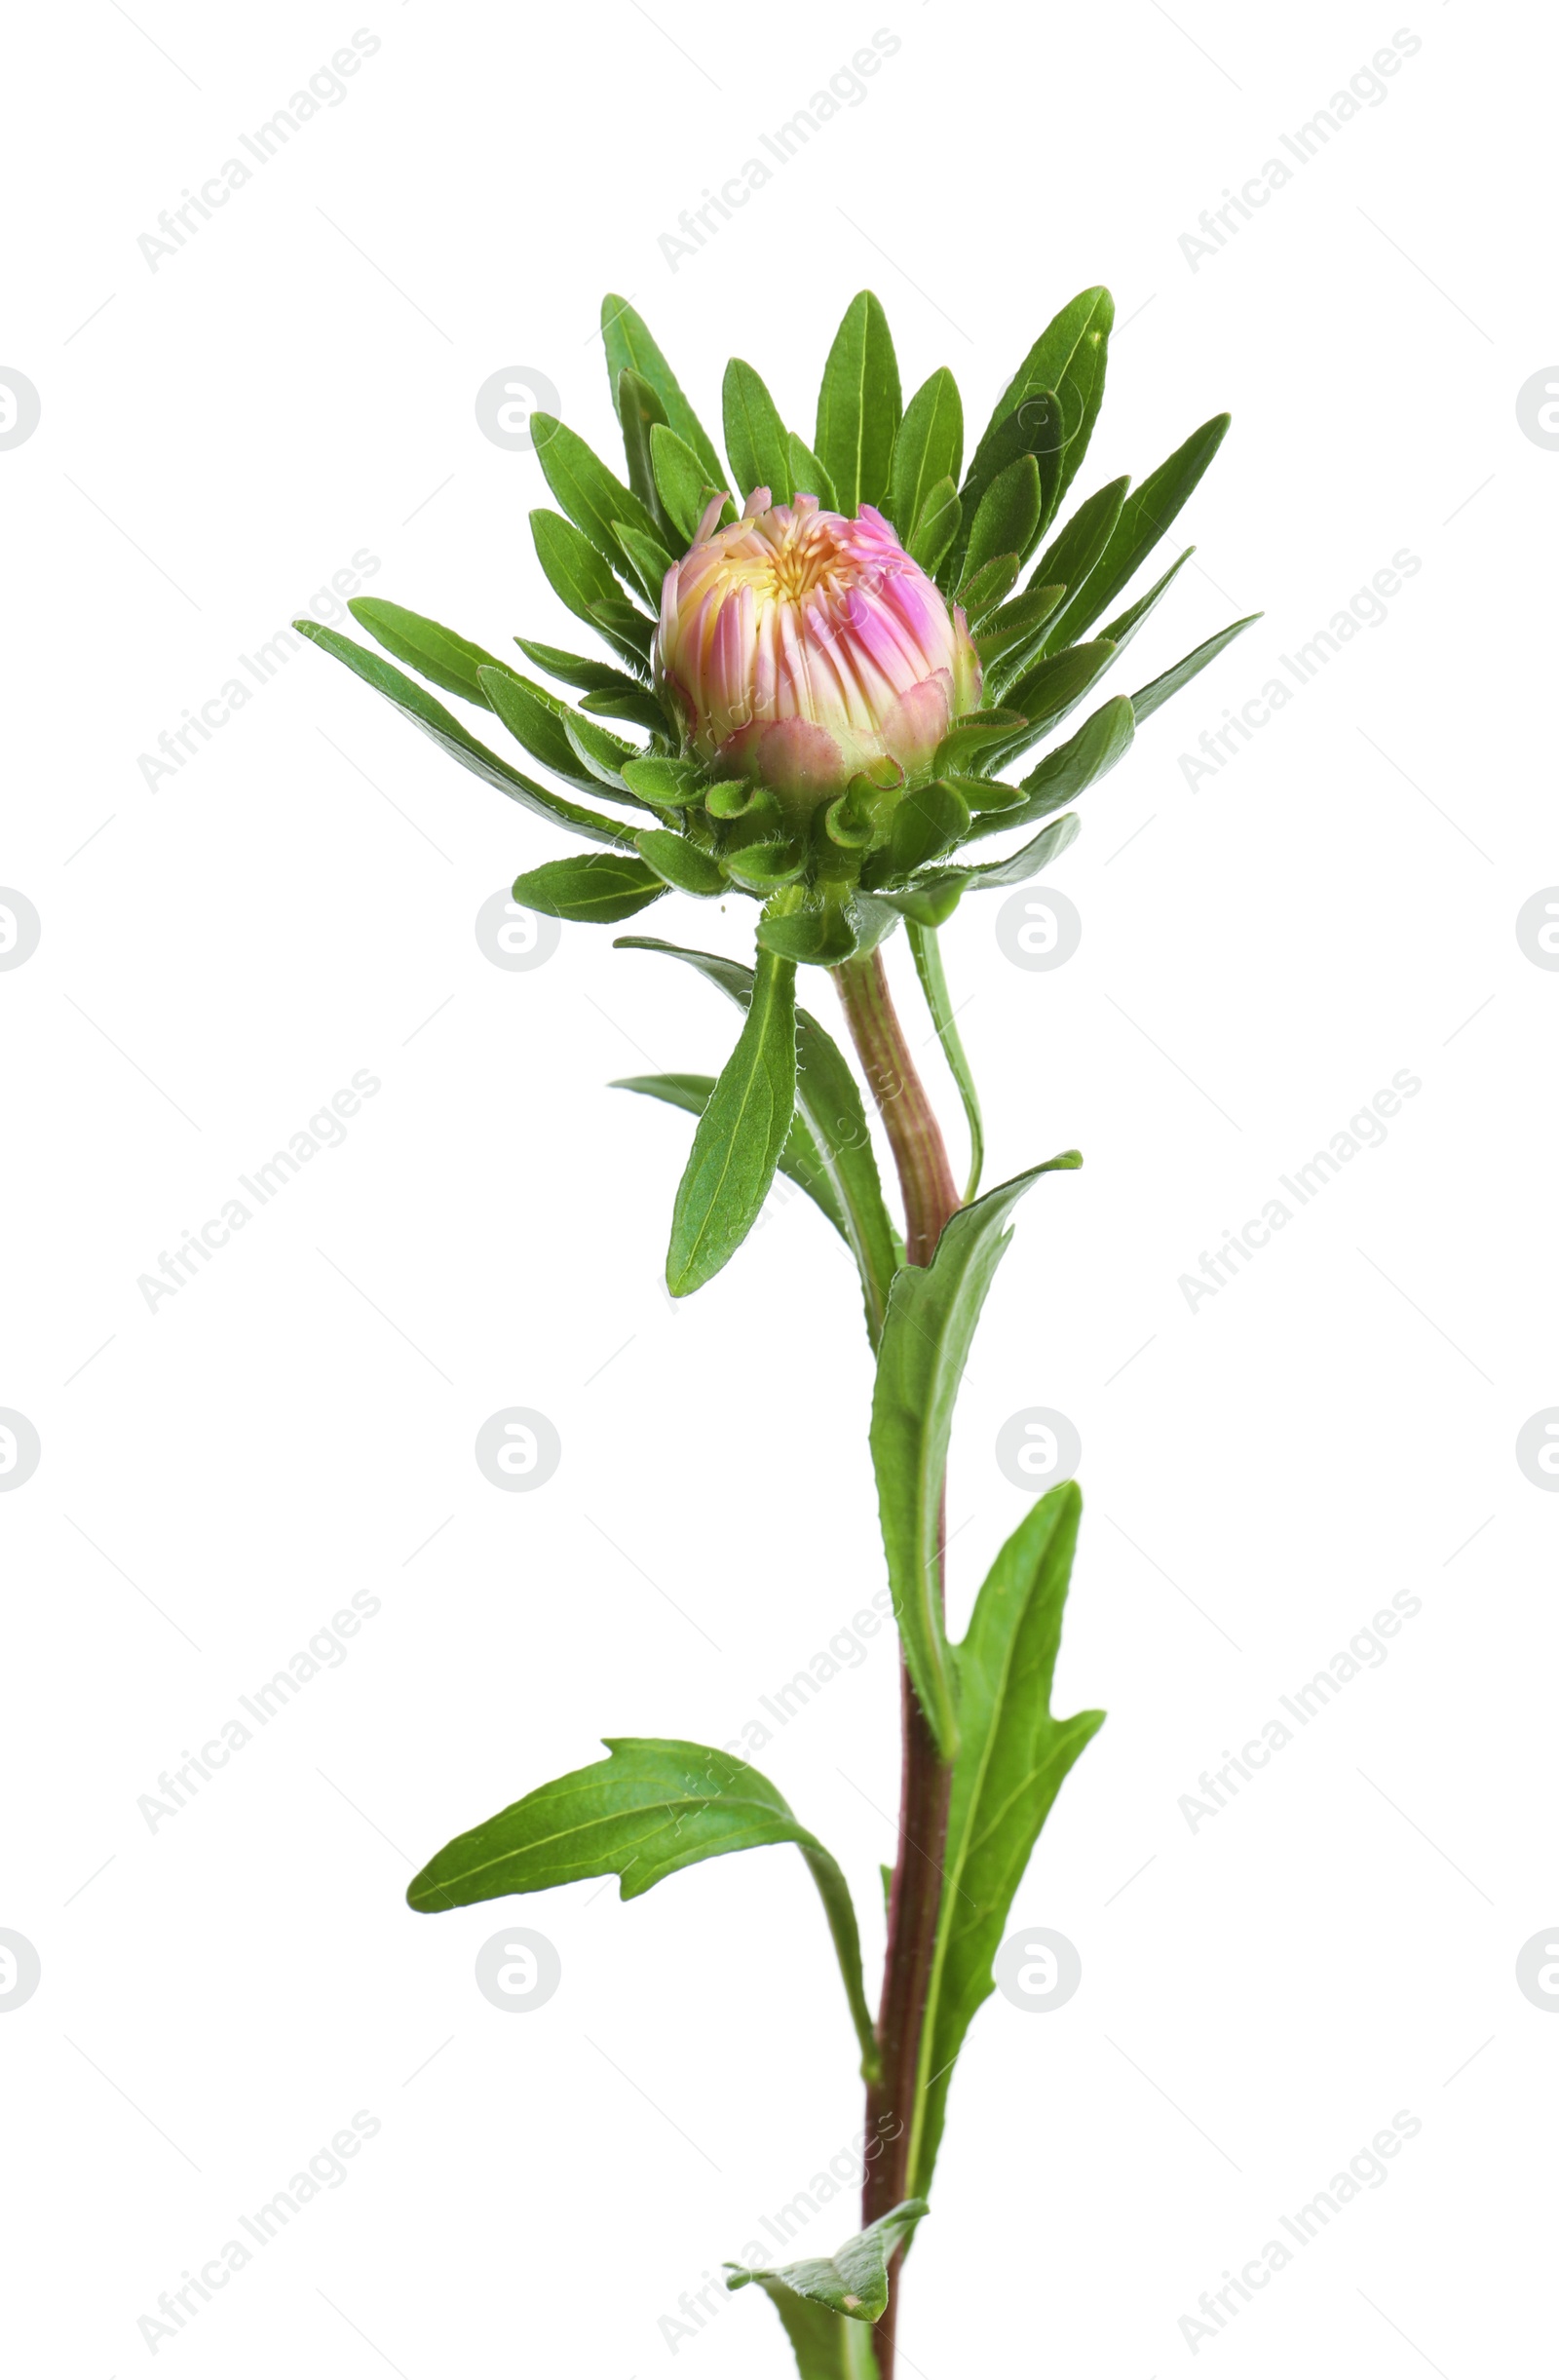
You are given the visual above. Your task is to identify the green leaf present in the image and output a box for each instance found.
[951,392,1063,585]
[634,828,724,896]
[649,423,732,548]
[888,780,970,876]
[511,851,667,923]
[875,812,1081,925]
[723,358,793,505]
[666,944,797,1296]
[932,708,1028,776]
[602,293,726,488]
[1029,476,1130,656]
[870,1159,1082,1758]
[956,552,1022,624]
[966,695,1134,842]
[908,923,983,1202]
[973,582,1067,672]
[476,664,640,802]
[615,366,672,538]
[816,290,902,516]
[347,597,507,706]
[1057,412,1232,641]
[409,1736,878,2078]
[513,636,647,698]
[562,710,641,789]
[727,2202,928,2326]
[787,431,839,511]
[581,681,668,736]
[1097,546,1194,657]
[960,455,1042,594]
[614,1072,852,1247]
[984,638,1119,773]
[293,622,636,848]
[616,937,901,1344]
[906,476,960,575]
[909,1484,1103,2197]
[618,754,706,811]
[886,367,964,547]
[731,2284,881,2380]
[529,509,654,673]
[1130,612,1262,722]
[967,288,1113,538]
[531,412,665,601]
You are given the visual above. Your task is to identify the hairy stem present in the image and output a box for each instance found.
[832,946,962,2380]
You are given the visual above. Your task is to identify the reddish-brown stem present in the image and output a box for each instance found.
[832,946,962,2380]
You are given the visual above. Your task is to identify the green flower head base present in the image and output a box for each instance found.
[295,285,1258,972]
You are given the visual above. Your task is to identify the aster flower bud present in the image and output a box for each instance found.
[655,489,982,826]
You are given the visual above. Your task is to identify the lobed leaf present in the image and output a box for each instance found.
[727,2201,928,2326]
[409,1736,878,2075]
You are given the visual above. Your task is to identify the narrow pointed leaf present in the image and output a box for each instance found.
[666,944,797,1296]
[562,710,641,789]
[1030,476,1130,655]
[615,1072,853,1246]
[953,390,1063,581]
[294,622,636,847]
[787,431,838,511]
[1057,412,1232,641]
[723,359,793,504]
[615,366,672,537]
[727,2202,929,2324]
[531,412,665,597]
[409,1736,877,2076]
[611,518,675,612]
[602,293,726,487]
[514,636,648,697]
[870,1158,1082,1757]
[616,937,901,1343]
[957,552,1022,624]
[477,664,643,802]
[816,290,901,516]
[908,922,983,1202]
[529,509,655,673]
[888,779,970,875]
[874,813,1082,924]
[634,828,724,895]
[511,851,667,923]
[1130,613,1262,722]
[886,367,964,546]
[966,288,1113,536]
[1097,546,1194,657]
[650,423,733,547]
[983,638,1119,773]
[907,477,960,575]
[348,597,508,706]
[965,694,1135,842]
[580,682,668,735]
[909,1485,1104,2197]
[960,455,1042,594]
[973,582,1067,671]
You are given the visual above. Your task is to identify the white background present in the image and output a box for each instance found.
[3,1,1555,2372]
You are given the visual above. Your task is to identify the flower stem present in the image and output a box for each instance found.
[831,945,962,2380]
